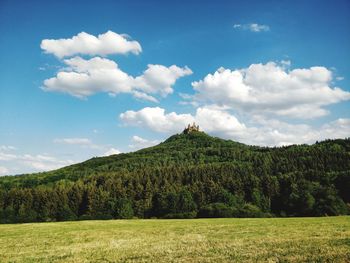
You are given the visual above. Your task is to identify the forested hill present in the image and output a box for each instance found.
[0,131,349,223]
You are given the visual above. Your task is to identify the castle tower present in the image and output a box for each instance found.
[183,122,200,134]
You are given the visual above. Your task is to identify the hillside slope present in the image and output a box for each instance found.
[0,131,349,223]
[0,132,248,187]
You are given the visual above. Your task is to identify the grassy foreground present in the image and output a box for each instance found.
[0,217,349,262]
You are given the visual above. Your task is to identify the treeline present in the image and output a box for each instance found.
[0,133,349,223]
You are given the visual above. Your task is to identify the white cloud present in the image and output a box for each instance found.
[249,23,270,32]
[234,23,270,32]
[321,118,350,140]
[0,149,75,174]
[120,106,247,136]
[192,62,350,119]
[120,107,194,133]
[129,135,160,150]
[195,106,247,133]
[19,154,75,171]
[103,148,121,156]
[41,31,142,58]
[43,56,133,98]
[0,166,9,176]
[0,152,17,161]
[280,60,291,67]
[244,117,350,146]
[120,106,350,146]
[54,137,123,157]
[179,92,193,100]
[132,91,159,103]
[53,137,104,150]
[54,138,92,145]
[134,64,193,97]
[0,145,16,151]
[42,56,192,100]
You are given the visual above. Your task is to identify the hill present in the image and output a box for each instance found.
[0,130,349,223]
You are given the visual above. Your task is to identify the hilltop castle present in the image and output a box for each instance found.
[183,122,200,134]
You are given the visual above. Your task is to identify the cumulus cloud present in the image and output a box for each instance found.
[134,64,193,97]
[41,31,192,102]
[103,148,121,156]
[120,106,248,136]
[41,31,142,58]
[120,106,350,146]
[129,135,160,150]
[244,117,350,146]
[42,56,192,100]
[120,107,194,133]
[192,62,350,119]
[43,57,133,98]
[234,23,270,32]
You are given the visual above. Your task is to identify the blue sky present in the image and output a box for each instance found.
[0,0,349,175]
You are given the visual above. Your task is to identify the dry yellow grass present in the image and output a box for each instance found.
[0,217,349,262]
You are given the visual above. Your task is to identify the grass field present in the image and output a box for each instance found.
[0,217,349,262]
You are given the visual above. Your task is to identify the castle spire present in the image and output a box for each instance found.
[183,122,200,134]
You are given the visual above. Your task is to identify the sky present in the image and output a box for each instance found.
[0,0,349,175]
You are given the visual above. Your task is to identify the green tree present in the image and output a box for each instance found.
[114,198,134,219]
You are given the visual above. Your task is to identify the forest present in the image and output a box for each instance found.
[0,131,349,223]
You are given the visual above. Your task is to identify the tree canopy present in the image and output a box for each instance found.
[0,131,349,223]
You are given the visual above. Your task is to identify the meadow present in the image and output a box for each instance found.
[0,216,349,262]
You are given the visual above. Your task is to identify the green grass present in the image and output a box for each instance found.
[0,217,349,262]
